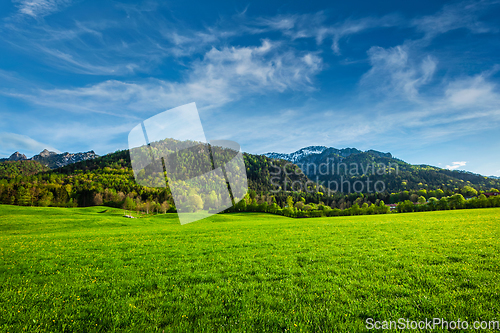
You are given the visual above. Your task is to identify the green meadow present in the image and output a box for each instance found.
[0,205,499,332]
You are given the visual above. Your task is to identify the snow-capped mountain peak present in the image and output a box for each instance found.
[263,146,328,163]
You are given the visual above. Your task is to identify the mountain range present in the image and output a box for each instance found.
[264,146,394,163]
[1,145,499,195]
[264,146,500,192]
[0,149,98,169]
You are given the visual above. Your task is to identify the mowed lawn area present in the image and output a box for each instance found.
[0,205,499,332]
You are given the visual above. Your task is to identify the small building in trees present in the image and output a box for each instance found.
[387,204,398,211]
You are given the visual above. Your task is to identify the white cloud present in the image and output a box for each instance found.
[2,1,497,78]
[446,161,467,170]
[445,74,498,107]
[7,40,322,114]
[329,15,401,55]
[411,0,496,40]
[161,27,241,58]
[0,132,60,157]
[36,46,140,75]
[355,67,500,146]
[202,103,394,155]
[257,12,401,55]
[1,8,174,75]
[360,44,437,101]
[13,0,74,18]
[197,41,322,93]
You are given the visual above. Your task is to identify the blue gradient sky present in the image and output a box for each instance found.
[0,0,499,176]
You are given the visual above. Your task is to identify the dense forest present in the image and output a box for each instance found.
[292,148,500,193]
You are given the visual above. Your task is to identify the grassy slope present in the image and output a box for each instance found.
[0,206,499,332]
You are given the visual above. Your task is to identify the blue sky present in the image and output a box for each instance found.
[0,0,499,176]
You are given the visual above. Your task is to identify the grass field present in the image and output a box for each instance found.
[0,205,499,332]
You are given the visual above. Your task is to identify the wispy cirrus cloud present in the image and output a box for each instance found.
[2,0,498,79]
[355,1,500,136]
[358,41,500,139]
[0,18,155,75]
[2,40,322,115]
[329,15,402,55]
[444,68,500,107]
[0,5,401,77]
[411,0,498,40]
[257,12,402,54]
[12,0,74,18]
[360,44,437,101]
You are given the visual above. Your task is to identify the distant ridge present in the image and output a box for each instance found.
[264,146,392,163]
[264,146,328,163]
[0,149,98,169]
[263,145,500,192]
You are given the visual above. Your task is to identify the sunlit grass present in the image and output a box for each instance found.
[0,205,499,332]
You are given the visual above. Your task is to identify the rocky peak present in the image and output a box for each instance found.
[33,150,99,169]
[38,149,57,158]
[8,151,27,161]
[1,149,98,169]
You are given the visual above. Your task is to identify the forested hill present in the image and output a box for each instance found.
[51,145,312,194]
[0,160,50,179]
[265,146,500,193]
[0,140,314,208]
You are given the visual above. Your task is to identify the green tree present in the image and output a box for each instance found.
[427,197,438,210]
[188,194,203,212]
[351,203,361,215]
[235,197,247,212]
[16,186,31,206]
[437,197,449,210]
[38,190,53,207]
[123,197,136,214]
[294,201,305,210]
[463,185,478,197]
[161,201,170,213]
[377,200,390,214]
[66,198,77,208]
[303,204,313,211]
[449,194,466,209]
[417,189,427,198]
[397,200,414,213]
[206,190,218,209]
